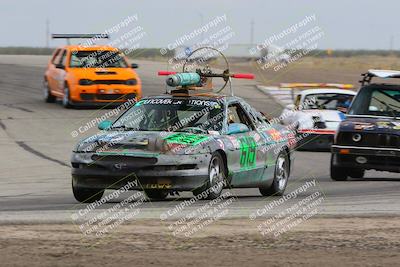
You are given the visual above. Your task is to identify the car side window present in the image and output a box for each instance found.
[227,103,255,130]
[58,50,67,67]
[51,49,61,64]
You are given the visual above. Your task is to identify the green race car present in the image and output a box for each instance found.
[71,94,296,202]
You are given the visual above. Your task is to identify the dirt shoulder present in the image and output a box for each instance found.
[1,216,399,266]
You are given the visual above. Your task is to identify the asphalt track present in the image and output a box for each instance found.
[0,55,399,223]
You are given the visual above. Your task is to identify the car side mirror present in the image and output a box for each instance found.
[55,64,65,69]
[98,120,113,130]
[131,63,139,69]
[227,123,250,135]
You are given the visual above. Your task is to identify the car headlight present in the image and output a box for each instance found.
[126,79,137,86]
[74,141,98,153]
[79,79,93,85]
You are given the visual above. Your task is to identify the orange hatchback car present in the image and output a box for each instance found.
[44,45,142,108]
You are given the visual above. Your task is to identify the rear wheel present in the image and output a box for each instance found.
[43,79,56,103]
[62,85,73,108]
[144,189,168,200]
[259,150,290,196]
[193,153,226,200]
[72,179,104,203]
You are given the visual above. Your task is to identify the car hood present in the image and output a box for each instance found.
[297,109,346,130]
[339,116,400,135]
[75,131,214,155]
[68,67,137,80]
[301,109,346,122]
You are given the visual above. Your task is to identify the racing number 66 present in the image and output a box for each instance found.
[239,136,257,169]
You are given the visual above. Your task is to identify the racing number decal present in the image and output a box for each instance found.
[239,136,257,170]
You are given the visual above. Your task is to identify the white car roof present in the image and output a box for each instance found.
[300,88,357,96]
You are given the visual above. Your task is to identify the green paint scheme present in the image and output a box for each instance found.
[164,133,209,146]
[239,136,257,170]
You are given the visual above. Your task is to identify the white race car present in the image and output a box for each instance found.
[280,83,357,150]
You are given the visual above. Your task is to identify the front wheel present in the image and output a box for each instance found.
[72,179,104,203]
[349,169,365,179]
[259,150,289,196]
[62,86,73,108]
[193,153,226,200]
[144,189,168,200]
[330,154,349,181]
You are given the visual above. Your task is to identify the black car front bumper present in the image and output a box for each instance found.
[71,152,211,191]
[331,145,400,173]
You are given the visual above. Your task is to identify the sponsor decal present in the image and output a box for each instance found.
[376,121,391,129]
[239,136,257,170]
[354,122,375,130]
[208,130,220,135]
[227,136,240,149]
[143,183,172,189]
[164,133,209,146]
[392,122,400,130]
[267,128,282,141]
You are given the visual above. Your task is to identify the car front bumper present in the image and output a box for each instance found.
[331,145,400,173]
[71,152,211,190]
[296,131,335,151]
[70,84,141,103]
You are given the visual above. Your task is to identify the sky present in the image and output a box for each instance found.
[0,0,399,50]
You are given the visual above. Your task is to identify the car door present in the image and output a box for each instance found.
[54,49,67,95]
[226,101,267,187]
[47,49,61,94]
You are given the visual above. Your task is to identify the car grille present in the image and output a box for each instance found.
[91,155,158,168]
[93,80,127,85]
[80,93,136,101]
[337,132,400,148]
[96,94,124,100]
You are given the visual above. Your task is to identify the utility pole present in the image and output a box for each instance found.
[46,19,50,48]
[389,35,394,51]
[250,19,254,45]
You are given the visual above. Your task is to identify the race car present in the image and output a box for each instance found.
[331,70,400,180]
[71,50,296,202]
[44,34,141,108]
[280,83,356,150]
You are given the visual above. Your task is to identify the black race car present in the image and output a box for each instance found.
[331,70,400,180]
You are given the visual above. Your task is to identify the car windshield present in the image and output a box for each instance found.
[303,93,354,111]
[69,50,128,68]
[348,86,400,117]
[111,98,224,132]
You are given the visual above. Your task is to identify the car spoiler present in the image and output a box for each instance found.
[52,34,109,45]
[280,83,354,89]
[360,69,400,86]
[52,34,109,39]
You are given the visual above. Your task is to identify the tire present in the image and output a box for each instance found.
[144,189,168,200]
[72,179,104,203]
[330,155,349,181]
[349,169,365,179]
[259,150,290,196]
[193,152,226,200]
[43,79,56,103]
[62,85,73,108]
